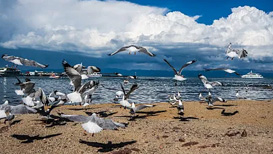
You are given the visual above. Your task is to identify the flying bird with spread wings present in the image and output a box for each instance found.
[2,54,48,68]
[108,45,156,57]
[164,59,197,81]
[226,43,248,60]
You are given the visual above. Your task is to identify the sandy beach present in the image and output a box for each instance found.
[0,99,272,154]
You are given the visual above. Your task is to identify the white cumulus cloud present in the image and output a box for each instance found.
[0,0,273,70]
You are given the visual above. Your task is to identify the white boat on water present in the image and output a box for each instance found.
[241,71,263,79]
[0,66,21,77]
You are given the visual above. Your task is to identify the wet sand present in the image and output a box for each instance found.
[0,100,272,154]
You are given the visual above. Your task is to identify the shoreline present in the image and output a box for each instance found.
[0,100,272,154]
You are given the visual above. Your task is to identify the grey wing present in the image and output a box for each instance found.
[73,64,83,73]
[204,68,225,72]
[178,60,196,74]
[209,81,222,86]
[60,114,90,123]
[34,88,49,105]
[135,105,154,112]
[108,45,134,56]
[138,47,156,57]
[238,49,248,58]
[22,82,35,94]
[62,60,82,91]
[125,84,138,100]
[163,59,178,75]
[120,83,126,95]
[198,75,208,84]
[21,58,48,68]
[10,105,37,115]
[90,113,124,130]
[87,66,101,74]
[78,81,99,94]
[212,97,226,103]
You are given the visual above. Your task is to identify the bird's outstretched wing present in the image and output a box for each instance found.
[60,114,90,123]
[108,45,134,56]
[62,60,82,91]
[163,59,178,75]
[178,60,196,74]
[125,84,138,100]
[138,47,156,57]
[238,49,248,58]
[135,104,155,112]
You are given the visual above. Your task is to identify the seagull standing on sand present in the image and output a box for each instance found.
[164,59,196,81]
[198,93,206,102]
[2,54,48,68]
[108,45,156,57]
[60,113,126,135]
[226,43,248,60]
[177,99,184,116]
[198,74,222,90]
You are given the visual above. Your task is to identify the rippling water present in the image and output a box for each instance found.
[0,76,272,105]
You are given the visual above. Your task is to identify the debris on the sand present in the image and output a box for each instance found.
[179,138,185,142]
[241,130,247,137]
[198,143,220,148]
[225,131,240,137]
[182,141,199,147]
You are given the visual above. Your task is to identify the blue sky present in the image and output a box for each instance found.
[123,0,273,24]
[0,0,273,76]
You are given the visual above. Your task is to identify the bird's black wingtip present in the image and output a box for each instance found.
[108,54,112,56]
[44,64,49,68]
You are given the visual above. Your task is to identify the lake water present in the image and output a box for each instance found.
[0,76,272,105]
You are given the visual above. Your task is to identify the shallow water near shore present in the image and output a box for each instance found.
[0,76,272,105]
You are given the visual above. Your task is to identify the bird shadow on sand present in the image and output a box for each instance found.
[11,133,62,143]
[115,110,167,121]
[206,107,225,110]
[173,116,199,121]
[85,111,118,117]
[214,104,237,107]
[115,115,149,121]
[10,120,22,126]
[221,109,239,116]
[136,110,167,115]
[33,115,68,128]
[79,139,137,152]
[68,107,95,111]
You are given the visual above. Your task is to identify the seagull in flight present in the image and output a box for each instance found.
[2,54,48,68]
[62,60,99,103]
[198,74,222,90]
[164,59,196,81]
[108,45,156,57]
[226,43,248,60]
[119,83,138,108]
[60,113,126,135]
[128,102,155,118]
[205,92,226,107]
[204,68,241,76]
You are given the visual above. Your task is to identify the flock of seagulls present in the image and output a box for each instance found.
[0,43,249,135]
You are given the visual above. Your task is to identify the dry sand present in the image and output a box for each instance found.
[0,99,273,154]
